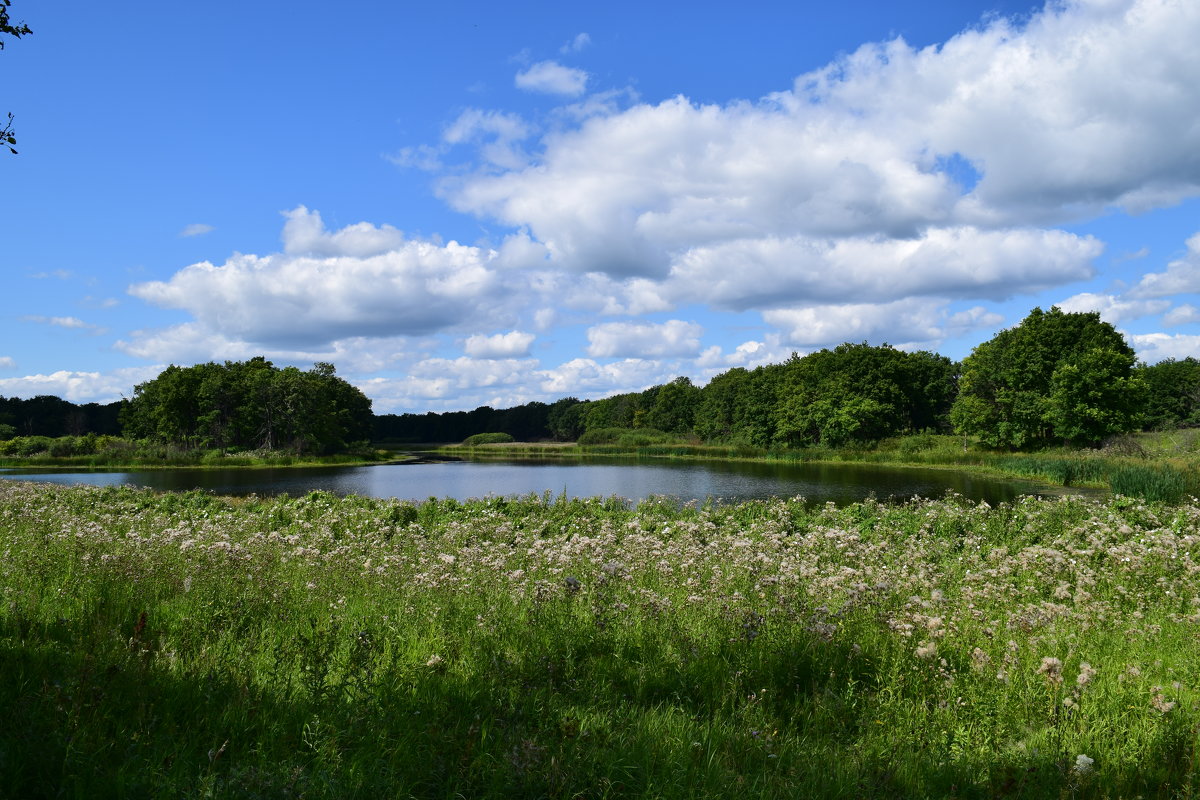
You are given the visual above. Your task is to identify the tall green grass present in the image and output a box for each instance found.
[2,483,1199,797]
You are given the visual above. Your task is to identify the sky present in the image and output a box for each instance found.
[3,0,1200,414]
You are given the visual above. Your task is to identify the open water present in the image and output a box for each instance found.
[0,455,1062,506]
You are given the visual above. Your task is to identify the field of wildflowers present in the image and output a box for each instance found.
[2,480,1198,798]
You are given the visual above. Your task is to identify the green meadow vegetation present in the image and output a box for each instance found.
[3,481,1199,798]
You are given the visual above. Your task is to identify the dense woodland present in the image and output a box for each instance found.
[4,309,1200,453]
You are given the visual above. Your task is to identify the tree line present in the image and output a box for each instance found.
[4,308,1200,452]
[376,308,1200,449]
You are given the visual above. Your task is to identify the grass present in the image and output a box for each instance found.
[0,435,394,469]
[2,482,1199,797]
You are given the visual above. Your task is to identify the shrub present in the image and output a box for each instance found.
[576,428,625,445]
[461,432,516,446]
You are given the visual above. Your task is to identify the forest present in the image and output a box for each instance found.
[380,309,1200,449]
[4,308,1200,453]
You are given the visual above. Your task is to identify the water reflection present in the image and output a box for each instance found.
[0,455,1060,506]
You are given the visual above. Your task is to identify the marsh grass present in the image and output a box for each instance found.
[2,483,1199,797]
[0,435,389,469]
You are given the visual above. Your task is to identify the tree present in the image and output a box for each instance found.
[1,0,32,155]
[771,343,956,447]
[121,359,373,454]
[643,376,700,434]
[951,307,1143,448]
[1137,358,1200,430]
[1046,348,1146,446]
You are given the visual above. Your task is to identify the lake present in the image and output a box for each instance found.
[0,455,1060,506]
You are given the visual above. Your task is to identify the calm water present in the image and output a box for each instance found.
[0,456,1056,506]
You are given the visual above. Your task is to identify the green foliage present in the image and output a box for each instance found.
[1107,464,1191,503]
[546,396,586,441]
[952,307,1144,448]
[4,483,1200,797]
[1137,357,1200,430]
[773,344,957,447]
[461,431,516,446]
[121,358,373,455]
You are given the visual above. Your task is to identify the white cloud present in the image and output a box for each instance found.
[180,223,214,237]
[127,207,513,351]
[1129,332,1200,363]
[1128,233,1200,298]
[667,227,1100,310]
[22,315,105,333]
[560,33,591,54]
[0,356,15,370]
[0,366,160,404]
[760,298,1004,351]
[514,60,589,96]
[1057,291,1171,323]
[538,357,675,396]
[441,108,532,170]
[24,315,88,329]
[586,320,703,358]
[1164,304,1200,326]
[695,337,793,373]
[764,298,953,347]
[464,331,536,358]
[411,356,539,390]
[280,206,406,257]
[439,0,1196,317]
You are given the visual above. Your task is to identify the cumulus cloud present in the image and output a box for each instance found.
[1057,292,1171,323]
[514,60,589,96]
[111,0,1200,411]
[0,356,15,370]
[464,331,536,358]
[438,0,1196,317]
[695,337,794,373]
[1129,332,1200,363]
[762,298,1006,350]
[1128,233,1200,298]
[538,357,676,396]
[764,299,950,347]
[127,207,512,350]
[442,109,532,169]
[1164,304,1200,326]
[180,223,214,237]
[0,366,160,404]
[586,320,703,358]
[667,227,1100,310]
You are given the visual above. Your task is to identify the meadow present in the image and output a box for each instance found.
[2,481,1199,798]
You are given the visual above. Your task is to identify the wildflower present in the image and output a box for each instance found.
[1076,662,1097,687]
[426,654,445,669]
[1151,691,1176,713]
[915,641,937,660]
[1074,754,1094,775]
[1037,656,1064,686]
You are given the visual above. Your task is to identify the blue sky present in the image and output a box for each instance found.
[4,0,1200,413]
